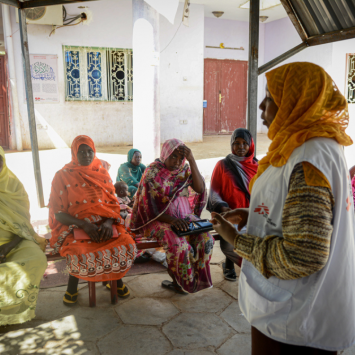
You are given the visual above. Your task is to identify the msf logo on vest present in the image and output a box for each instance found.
[254,203,269,215]
[254,203,276,227]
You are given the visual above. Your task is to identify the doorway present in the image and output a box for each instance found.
[0,55,9,148]
[203,59,248,135]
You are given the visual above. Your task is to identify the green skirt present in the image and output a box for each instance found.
[0,231,47,326]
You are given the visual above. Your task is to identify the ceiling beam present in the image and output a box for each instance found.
[280,0,308,41]
[307,26,355,46]
[21,0,99,9]
[0,0,20,8]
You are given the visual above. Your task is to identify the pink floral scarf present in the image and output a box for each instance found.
[129,139,206,231]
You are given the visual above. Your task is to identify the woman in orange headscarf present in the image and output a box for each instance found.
[49,135,136,305]
[211,63,355,354]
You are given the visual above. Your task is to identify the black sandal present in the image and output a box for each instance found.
[134,253,151,264]
[106,283,130,298]
[161,280,187,295]
[63,291,78,306]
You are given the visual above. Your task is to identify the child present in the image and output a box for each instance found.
[114,181,133,219]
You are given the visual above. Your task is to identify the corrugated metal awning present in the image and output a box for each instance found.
[281,0,355,45]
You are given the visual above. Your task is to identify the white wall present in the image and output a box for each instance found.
[10,0,205,149]
[160,3,204,143]
[203,17,267,134]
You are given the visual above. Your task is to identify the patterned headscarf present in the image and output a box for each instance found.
[130,138,206,231]
[250,62,352,192]
[160,138,185,163]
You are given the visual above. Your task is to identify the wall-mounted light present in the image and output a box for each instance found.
[212,11,224,18]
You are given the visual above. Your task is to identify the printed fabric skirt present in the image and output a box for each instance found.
[139,196,214,293]
[59,223,137,282]
[0,231,47,326]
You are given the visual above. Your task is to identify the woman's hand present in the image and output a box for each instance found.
[220,206,232,213]
[221,208,249,231]
[82,222,101,243]
[98,219,114,242]
[0,235,22,263]
[178,145,194,163]
[170,217,190,232]
[210,213,238,246]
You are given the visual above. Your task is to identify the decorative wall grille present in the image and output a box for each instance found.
[346,54,355,104]
[64,45,132,102]
[108,49,133,101]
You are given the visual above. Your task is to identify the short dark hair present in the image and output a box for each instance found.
[114,181,128,190]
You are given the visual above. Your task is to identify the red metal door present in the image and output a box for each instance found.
[203,59,248,134]
[220,60,247,133]
[203,59,219,134]
[0,56,9,148]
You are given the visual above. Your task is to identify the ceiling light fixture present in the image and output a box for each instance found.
[259,16,269,22]
[212,11,224,18]
[240,0,281,11]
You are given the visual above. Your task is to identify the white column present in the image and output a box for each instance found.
[132,0,160,164]
[2,4,23,151]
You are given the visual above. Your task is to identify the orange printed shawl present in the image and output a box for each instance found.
[49,135,121,253]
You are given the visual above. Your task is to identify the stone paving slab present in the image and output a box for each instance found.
[0,322,55,354]
[221,279,239,300]
[210,241,225,265]
[116,297,179,325]
[125,272,176,298]
[40,339,100,355]
[342,345,355,354]
[97,325,172,355]
[163,313,234,349]
[220,302,251,334]
[217,333,251,355]
[168,349,217,355]
[210,265,224,286]
[35,291,73,322]
[171,288,232,313]
[51,309,121,342]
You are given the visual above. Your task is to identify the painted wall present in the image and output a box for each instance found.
[204,17,267,134]
[10,0,205,149]
[160,3,204,142]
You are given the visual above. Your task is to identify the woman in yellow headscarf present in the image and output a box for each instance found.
[211,63,355,354]
[0,147,47,326]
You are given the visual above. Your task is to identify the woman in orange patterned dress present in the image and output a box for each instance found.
[49,135,136,305]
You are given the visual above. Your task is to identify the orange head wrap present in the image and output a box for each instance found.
[249,62,352,192]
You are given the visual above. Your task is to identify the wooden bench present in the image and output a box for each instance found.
[46,232,220,307]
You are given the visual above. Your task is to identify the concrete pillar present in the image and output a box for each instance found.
[2,4,23,151]
[132,0,160,164]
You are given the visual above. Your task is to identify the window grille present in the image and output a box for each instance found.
[63,45,133,102]
[346,54,355,104]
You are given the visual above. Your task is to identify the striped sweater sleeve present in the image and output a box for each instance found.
[234,162,335,280]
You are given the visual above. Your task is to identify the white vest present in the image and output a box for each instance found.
[239,137,355,350]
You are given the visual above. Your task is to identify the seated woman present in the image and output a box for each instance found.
[130,139,214,294]
[0,147,47,326]
[117,149,146,198]
[49,135,136,305]
[207,128,258,281]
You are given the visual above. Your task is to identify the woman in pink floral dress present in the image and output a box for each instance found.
[130,139,214,294]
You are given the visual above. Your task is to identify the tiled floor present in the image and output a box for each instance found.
[1,241,354,354]
[0,242,253,355]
